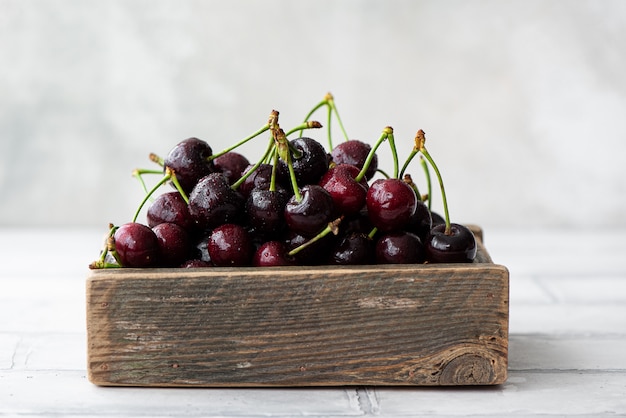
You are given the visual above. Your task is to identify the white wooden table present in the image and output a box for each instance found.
[1,227,625,416]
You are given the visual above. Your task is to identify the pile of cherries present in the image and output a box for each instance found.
[90,94,476,269]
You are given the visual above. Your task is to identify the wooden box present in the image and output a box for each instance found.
[86,226,509,387]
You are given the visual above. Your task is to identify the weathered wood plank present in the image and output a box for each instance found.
[86,230,509,387]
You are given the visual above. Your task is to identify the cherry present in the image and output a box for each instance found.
[163,137,214,195]
[414,130,476,263]
[152,222,192,267]
[319,163,368,216]
[284,184,335,237]
[188,172,245,230]
[406,199,433,242]
[212,151,250,185]
[146,191,193,231]
[328,232,374,265]
[278,137,329,187]
[245,188,290,235]
[331,140,378,180]
[238,163,275,198]
[252,241,296,267]
[207,223,252,267]
[113,222,160,268]
[283,229,335,265]
[425,223,476,263]
[375,231,425,264]
[366,178,417,232]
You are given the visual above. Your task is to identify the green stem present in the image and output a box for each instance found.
[420,156,432,210]
[274,127,302,202]
[288,218,342,256]
[328,97,350,143]
[299,99,328,137]
[231,137,275,190]
[284,120,323,138]
[269,147,279,192]
[420,148,451,234]
[131,170,171,223]
[209,124,271,161]
[387,129,399,179]
[354,127,392,183]
[399,149,418,179]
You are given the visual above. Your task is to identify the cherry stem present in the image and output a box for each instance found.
[284,120,323,137]
[354,126,392,183]
[387,129,400,179]
[274,127,302,202]
[300,92,349,151]
[420,156,433,211]
[399,149,418,179]
[209,125,270,161]
[416,130,451,234]
[209,110,278,161]
[269,146,279,192]
[403,174,422,202]
[132,168,163,195]
[288,217,342,257]
[130,167,188,223]
[231,136,275,191]
[89,224,120,269]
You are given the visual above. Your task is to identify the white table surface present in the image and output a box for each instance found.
[1,227,625,417]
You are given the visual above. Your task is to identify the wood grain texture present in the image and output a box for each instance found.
[86,226,508,387]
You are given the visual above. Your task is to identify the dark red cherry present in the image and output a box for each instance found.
[213,151,250,185]
[152,222,192,267]
[146,191,193,231]
[375,231,426,264]
[238,163,273,198]
[252,241,296,267]
[113,222,159,267]
[188,172,244,230]
[283,230,335,265]
[329,232,374,265]
[284,185,334,237]
[319,164,368,216]
[207,223,253,267]
[278,137,329,186]
[430,210,445,226]
[330,139,378,180]
[245,188,289,235]
[366,178,417,232]
[164,137,214,195]
[425,223,477,263]
[406,200,433,242]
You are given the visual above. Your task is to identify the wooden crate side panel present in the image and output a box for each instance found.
[86,262,508,387]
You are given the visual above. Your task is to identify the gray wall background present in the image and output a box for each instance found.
[2,0,625,230]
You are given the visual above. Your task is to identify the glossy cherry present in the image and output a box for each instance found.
[278,137,329,187]
[163,137,214,194]
[188,172,245,230]
[284,184,334,237]
[366,178,417,232]
[146,191,193,231]
[331,139,378,180]
[207,223,252,267]
[319,164,368,216]
[245,188,290,235]
[152,222,192,267]
[425,223,476,263]
[375,231,426,264]
[113,222,160,268]
[212,151,250,185]
[252,241,296,267]
[328,232,374,265]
